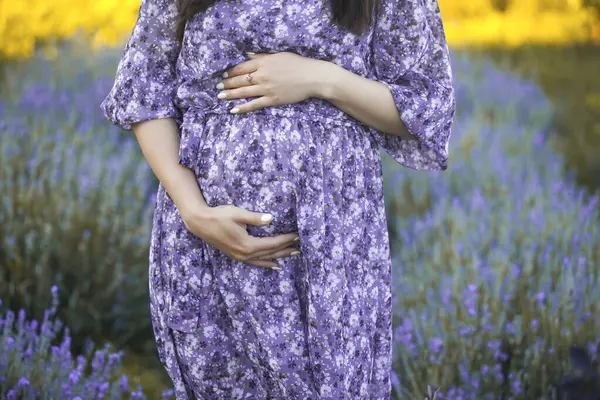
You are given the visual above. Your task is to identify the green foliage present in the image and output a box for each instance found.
[384,55,600,399]
[469,44,600,193]
[0,42,158,356]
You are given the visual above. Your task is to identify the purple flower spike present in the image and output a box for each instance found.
[17,376,31,388]
[430,337,444,354]
[120,374,129,393]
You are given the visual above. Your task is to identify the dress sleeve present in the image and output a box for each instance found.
[369,0,456,171]
[99,0,182,131]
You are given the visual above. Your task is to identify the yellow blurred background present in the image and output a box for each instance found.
[1,0,600,59]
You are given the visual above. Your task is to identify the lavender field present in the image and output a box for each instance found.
[1,43,599,399]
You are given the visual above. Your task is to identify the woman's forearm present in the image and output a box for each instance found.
[311,61,415,140]
[132,118,210,220]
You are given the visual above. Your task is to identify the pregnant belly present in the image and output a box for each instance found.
[176,103,380,237]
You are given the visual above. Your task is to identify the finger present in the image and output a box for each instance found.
[219,84,263,101]
[222,59,259,79]
[247,259,280,270]
[248,239,300,259]
[220,72,258,90]
[231,97,272,114]
[242,236,299,260]
[243,233,300,256]
[255,247,301,261]
[245,52,270,59]
[232,207,276,226]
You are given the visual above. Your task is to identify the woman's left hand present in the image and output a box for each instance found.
[217,52,327,114]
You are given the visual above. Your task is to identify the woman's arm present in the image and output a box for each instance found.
[133,117,300,270]
[311,60,416,140]
[315,0,455,171]
[99,0,211,221]
[132,118,210,221]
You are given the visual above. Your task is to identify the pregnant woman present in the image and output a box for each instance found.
[100,0,455,398]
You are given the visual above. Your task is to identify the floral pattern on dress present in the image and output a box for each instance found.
[100,0,455,398]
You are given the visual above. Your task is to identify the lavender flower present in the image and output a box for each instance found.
[389,54,600,399]
[0,286,153,399]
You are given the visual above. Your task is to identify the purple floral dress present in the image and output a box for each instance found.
[100,0,455,398]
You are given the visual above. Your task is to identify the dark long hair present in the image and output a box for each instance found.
[175,0,379,44]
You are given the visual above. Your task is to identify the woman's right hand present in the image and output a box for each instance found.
[182,204,300,270]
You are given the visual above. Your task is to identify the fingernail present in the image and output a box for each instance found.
[246,52,256,57]
[290,251,301,256]
[230,107,240,114]
[217,91,227,99]
[216,82,224,90]
[293,236,300,242]
[222,71,228,78]
[270,266,281,271]
[261,213,273,223]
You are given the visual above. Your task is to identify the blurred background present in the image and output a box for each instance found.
[1,1,599,399]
